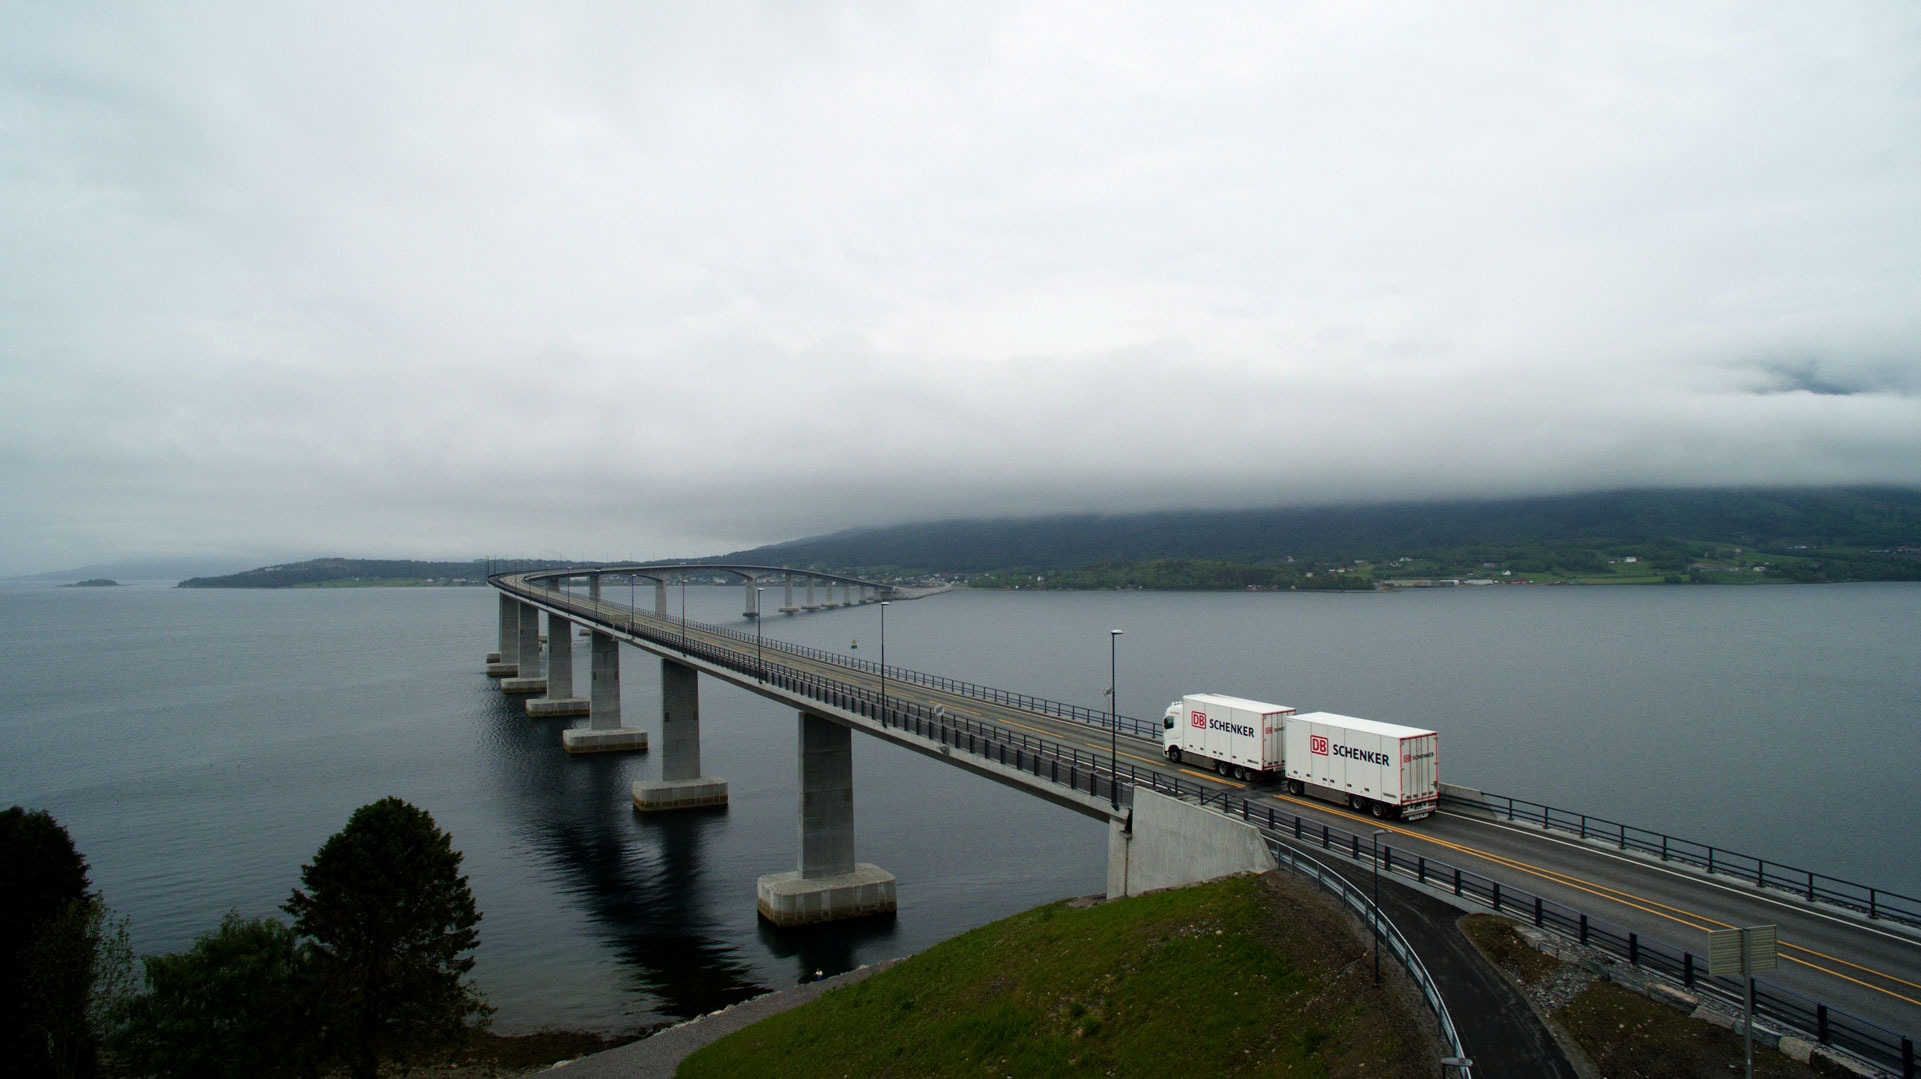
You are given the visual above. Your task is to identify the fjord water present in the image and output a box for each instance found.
[3,580,1916,1033]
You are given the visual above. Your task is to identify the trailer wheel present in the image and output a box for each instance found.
[1235,766,1251,782]
[1348,794,1365,812]
[1215,760,1228,777]
[1167,746,1182,763]
[1371,801,1390,819]
[1288,779,1304,796]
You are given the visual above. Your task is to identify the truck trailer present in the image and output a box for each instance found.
[1281,711,1439,820]
[1159,693,1295,782]
[1161,695,1441,820]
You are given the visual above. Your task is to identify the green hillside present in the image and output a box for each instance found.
[724,487,1921,588]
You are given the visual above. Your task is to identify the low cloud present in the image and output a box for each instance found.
[3,3,1919,574]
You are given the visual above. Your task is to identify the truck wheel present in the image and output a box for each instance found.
[1288,779,1304,796]
[1167,746,1182,763]
[1371,801,1389,819]
[1215,760,1228,777]
[1348,794,1365,812]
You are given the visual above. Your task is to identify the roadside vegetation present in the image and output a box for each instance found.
[679,871,1441,1079]
[2,800,525,1079]
[1460,915,1850,1079]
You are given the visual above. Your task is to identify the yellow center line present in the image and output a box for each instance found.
[619,618,1921,1003]
[1269,794,1921,1004]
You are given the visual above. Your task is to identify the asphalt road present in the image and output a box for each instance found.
[513,582,1921,1059]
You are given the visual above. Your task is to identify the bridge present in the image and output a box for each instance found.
[485,566,1919,1077]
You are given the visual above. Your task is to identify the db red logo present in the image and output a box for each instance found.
[1190,711,1206,729]
[1310,735,1329,756]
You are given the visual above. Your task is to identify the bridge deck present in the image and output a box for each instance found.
[498,575,1920,1070]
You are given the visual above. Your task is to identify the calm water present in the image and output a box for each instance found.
[2,579,1916,1033]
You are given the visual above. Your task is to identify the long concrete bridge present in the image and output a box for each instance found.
[485,566,1920,1077]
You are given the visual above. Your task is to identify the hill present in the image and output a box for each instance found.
[180,558,521,588]
[723,487,1921,588]
[678,872,1442,1078]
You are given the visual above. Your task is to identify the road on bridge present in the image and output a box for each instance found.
[524,580,1921,1058]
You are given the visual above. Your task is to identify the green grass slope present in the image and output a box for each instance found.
[679,873,1438,1079]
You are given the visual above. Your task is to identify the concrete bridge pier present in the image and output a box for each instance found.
[744,578,759,619]
[561,630,648,752]
[840,581,851,606]
[803,577,819,611]
[486,593,518,675]
[501,601,547,694]
[756,712,897,926]
[780,574,797,614]
[632,659,728,810]
[529,611,590,718]
[655,578,667,616]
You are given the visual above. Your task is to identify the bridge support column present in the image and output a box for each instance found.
[780,574,797,614]
[632,659,728,810]
[655,579,667,616]
[501,601,548,694]
[803,577,819,611]
[486,593,518,675]
[756,712,896,926]
[530,612,590,718]
[562,630,647,752]
[744,578,759,619]
[841,581,851,606]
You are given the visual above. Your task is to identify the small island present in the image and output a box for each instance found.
[67,579,120,588]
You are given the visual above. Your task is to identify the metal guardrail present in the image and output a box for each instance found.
[1466,792,1921,930]
[675,604,1162,738]
[494,577,1916,1078]
[1264,840,1472,1076]
[1242,808,1916,1078]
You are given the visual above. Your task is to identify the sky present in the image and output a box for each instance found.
[4,2,1919,575]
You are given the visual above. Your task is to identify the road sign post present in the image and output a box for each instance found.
[1708,925,1778,1079]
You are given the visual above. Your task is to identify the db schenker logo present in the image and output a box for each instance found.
[1190,711,1206,729]
[1309,734,1329,756]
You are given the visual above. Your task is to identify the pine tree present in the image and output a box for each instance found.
[284,797,488,1079]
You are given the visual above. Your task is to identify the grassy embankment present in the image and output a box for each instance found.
[1460,915,1851,1078]
[679,872,1440,1079]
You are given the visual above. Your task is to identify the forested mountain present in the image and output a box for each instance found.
[722,487,1921,586]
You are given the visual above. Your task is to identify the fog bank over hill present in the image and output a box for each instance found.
[720,488,1921,578]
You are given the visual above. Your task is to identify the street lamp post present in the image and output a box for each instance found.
[1109,629,1123,810]
[680,578,687,653]
[756,587,765,681]
[878,601,890,721]
[1372,828,1389,984]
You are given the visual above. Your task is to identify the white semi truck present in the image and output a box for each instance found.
[1158,693,1295,782]
[1162,695,1440,820]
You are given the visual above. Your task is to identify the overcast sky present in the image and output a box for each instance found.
[5,2,1919,574]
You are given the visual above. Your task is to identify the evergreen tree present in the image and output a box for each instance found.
[116,912,309,1079]
[285,797,488,1079]
[1,806,96,1078]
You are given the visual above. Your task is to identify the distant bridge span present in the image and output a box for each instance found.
[521,563,899,618]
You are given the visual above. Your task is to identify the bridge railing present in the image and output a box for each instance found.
[530,578,1162,738]
[1241,806,1916,1078]
[1465,792,1921,930]
[496,578,1915,1078]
